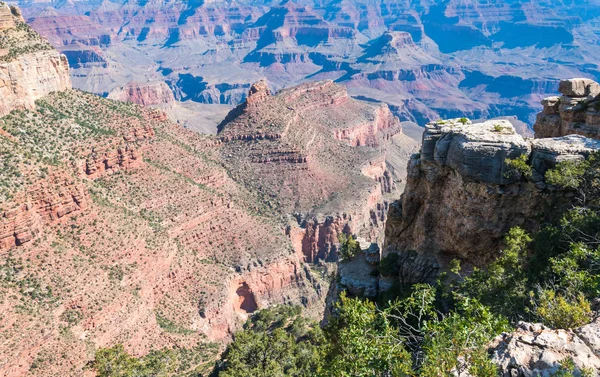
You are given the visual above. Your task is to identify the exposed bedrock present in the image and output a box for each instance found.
[384,117,600,270]
[480,321,600,377]
[535,78,600,140]
[0,50,71,115]
[107,81,175,106]
[218,80,410,264]
[0,173,87,253]
[0,5,71,115]
[202,254,325,340]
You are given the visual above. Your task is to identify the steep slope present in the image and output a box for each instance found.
[0,87,331,376]
[0,13,317,375]
[217,79,408,262]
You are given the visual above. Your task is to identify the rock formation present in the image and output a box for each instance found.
[107,81,175,107]
[486,321,600,377]
[535,78,600,140]
[0,11,425,375]
[385,117,600,270]
[0,5,71,115]
[218,79,411,262]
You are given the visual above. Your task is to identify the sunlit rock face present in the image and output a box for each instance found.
[0,4,71,115]
[535,78,600,140]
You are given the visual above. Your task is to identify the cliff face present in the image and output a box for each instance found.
[384,117,600,270]
[0,4,71,115]
[107,81,175,106]
[535,78,600,140]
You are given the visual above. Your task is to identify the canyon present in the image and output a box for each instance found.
[3,2,600,375]
[10,0,600,128]
[0,7,421,375]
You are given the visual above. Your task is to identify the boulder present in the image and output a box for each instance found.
[530,135,600,179]
[541,96,561,115]
[558,78,600,97]
[428,119,530,185]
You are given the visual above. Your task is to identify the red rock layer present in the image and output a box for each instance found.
[0,174,87,252]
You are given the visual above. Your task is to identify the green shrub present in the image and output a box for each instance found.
[545,151,600,206]
[546,159,589,190]
[217,306,324,377]
[550,358,594,377]
[505,154,533,179]
[95,344,176,377]
[533,290,592,329]
[337,234,361,262]
[460,227,532,320]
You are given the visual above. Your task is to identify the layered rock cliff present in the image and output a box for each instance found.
[107,81,175,107]
[0,4,70,115]
[218,80,413,263]
[385,117,600,270]
[535,78,600,140]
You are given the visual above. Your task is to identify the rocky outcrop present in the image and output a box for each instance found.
[0,7,70,115]
[0,49,71,115]
[385,117,600,270]
[487,321,600,377]
[0,4,19,30]
[202,255,325,340]
[84,144,144,179]
[535,78,600,140]
[0,174,87,253]
[107,81,175,106]
[245,79,271,106]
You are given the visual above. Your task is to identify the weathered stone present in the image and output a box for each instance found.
[0,10,71,115]
[488,321,600,377]
[536,79,600,139]
[558,78,598,97]
[541,96,560,115]
[385,115,600,270]
[0,4,15,31]
[364,243,381,265]
[530,135,600,178]
[338,252,378,297]
[422,119,530,185]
